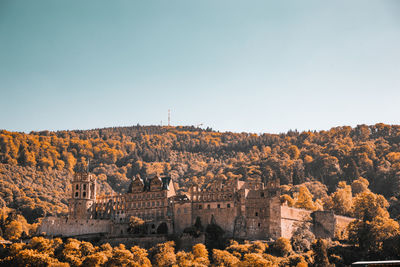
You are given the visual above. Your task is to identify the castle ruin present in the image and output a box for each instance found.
[38,171,353,241]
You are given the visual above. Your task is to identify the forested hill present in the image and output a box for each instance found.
[1,123,400,223]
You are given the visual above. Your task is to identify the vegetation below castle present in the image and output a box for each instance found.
[0,236,349,267]
[1,124,400,264]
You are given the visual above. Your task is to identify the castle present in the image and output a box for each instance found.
[38,171,353,241]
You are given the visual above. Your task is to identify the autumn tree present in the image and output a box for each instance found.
[273,237,292,257]
[294,185,318,211]
[150,241,176,267]
[212,249,239,267]
[347,191,400,254]
[312,239,330,267]
[324,181,353,216]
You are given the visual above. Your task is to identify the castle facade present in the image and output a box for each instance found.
[38,172,353,240]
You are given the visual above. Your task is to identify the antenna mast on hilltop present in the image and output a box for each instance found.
[168,109,171,126]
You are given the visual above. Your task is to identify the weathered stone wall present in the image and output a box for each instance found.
[38,217,112,237]
[313,211,354,239]
[268,196,282,239]
[173,202,192,233]
[280,206,312,239]
[191,200,237,236]
[312,211,336,238]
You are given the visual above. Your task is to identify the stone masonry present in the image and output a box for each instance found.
[38,171,354,241]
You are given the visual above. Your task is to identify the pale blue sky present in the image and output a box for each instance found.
[1,1,399,133]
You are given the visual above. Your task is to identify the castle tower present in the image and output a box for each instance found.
[68,171,97,219]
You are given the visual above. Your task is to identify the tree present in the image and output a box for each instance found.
[82,252,108,267]
[240,253,273,267]
[150,241,176,267]
[130,246,151,267]
[212,249,239,267]
[105,244,135,266]
[294,185,318,211]
[312,239,330,267]
[324,181,353,216]
[351,177,369,195]
[128,216,145,234]
[4,220,23,240]
[192,243,209,266]
[347,191,400,254]
[273,237,292,257]
[291,216,315,253]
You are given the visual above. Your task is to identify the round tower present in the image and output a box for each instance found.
[68,171,97,219]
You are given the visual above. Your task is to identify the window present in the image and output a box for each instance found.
[76,184,79,190]
[198,205,202,210]
[75,192,78,197]
[258,223,261,228]
[261,192,264,197]
[82,192,86,197]
[227,204,231,208]
[255,212,258,217]
[83,184,86,190]
[217,204,221,209]
[152,201,155,207]
[207,204,210,209]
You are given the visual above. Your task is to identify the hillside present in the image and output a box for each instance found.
[1,123,400,224]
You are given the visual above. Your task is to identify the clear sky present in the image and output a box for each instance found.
[1,1,399,134]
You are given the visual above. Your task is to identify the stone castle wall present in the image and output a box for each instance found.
[191,200,237,235]
[280,205,312,239]
[38,217,112,237]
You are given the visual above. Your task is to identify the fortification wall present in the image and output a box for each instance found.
[38,217,112,237]
[312,211,335,238]
[191,200,237,235]
[313,211,354,239]
[280,206,312,239]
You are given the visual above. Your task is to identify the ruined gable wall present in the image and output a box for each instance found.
[38,217,112,237]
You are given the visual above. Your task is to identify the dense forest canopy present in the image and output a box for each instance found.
[1,123,400,222]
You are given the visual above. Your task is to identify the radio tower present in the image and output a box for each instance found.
[168,109,171,126]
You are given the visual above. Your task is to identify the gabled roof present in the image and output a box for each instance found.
[128,174,172,192]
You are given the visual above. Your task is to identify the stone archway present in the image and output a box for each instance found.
[157,222,168,234]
